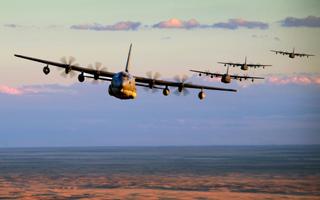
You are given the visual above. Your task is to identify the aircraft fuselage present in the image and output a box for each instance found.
[108,71,137,99]
[221,74,231,83]
[241,64,248,70]
[289,53,295,58]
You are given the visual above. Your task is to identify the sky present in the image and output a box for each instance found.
[0,0,320,147]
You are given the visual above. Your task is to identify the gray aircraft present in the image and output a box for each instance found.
[15,44,236,100]
[271,48,315,59]
[190,66,264,84]
[218,57,271,70]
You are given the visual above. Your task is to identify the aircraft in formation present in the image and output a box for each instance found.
[14,44,315,100]
[190,66,264,84]
[190,57,269,85]
[14,44,237,100]
[270,48,315,59]
[190,48,315,85]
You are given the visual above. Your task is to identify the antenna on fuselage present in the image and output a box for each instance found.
[125,43,132,72]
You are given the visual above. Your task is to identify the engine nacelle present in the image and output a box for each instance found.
[65,67,72,74]
[78,73,85,82]
[198,91,206,100]
[94,73,99,80]
[43,66,50,75]
[163,87,170,96]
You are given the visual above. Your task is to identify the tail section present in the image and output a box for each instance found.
[244,56,247,64]
[125,44,132,72]
[226,66,230,75]
[293,47,295,54]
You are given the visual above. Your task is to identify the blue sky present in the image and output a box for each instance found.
[0,0,319,147]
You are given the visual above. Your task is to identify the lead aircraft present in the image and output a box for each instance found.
[15,44,236,100]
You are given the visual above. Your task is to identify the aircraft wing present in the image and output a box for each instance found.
[82,72,236,92]
[294,53,315,57]
[218,62,243,67]
[270,50,290,55]
[190,69,224,78]
[246,64,272,68]
[14,54,115,78]
[14,54,236,92]
[229,74,264,80]
[190,70,264,81]
[134,75,237,92]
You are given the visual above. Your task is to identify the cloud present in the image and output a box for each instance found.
[3,24,39,29]
[0,85,23,95]
[153,18,200,29]
[70,21,141,31]
[5,18,270,31]
[281,16,320,28]
[4,24,20,28]
[0,84,74,96]
[251,34,280,41]
[152,18,269,30]
[267,74,320,85]
[212,18,269,30]
[273,36,280,41]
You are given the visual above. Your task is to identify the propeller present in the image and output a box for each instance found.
[88,62,108,84]
[173,75,191,96]
[146,71,161,80]
[144,71,161,93]
[59,56,78,78]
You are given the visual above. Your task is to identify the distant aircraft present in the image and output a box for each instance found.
[218,57,271,70]
[270,48,315,59]
[190,66,264,84]
[15,44,236,100]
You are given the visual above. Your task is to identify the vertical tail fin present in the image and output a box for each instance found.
[226,66,230,75]
[293,47,295,54]
[125,44,132,72]
[245,56,247,64]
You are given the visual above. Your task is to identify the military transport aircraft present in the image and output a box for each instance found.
[270,48,315,59]
[218,57,271,71]
[190,66,264,84]
[14,44,236,100]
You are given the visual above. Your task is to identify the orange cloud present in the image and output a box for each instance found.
[153,18,200,29]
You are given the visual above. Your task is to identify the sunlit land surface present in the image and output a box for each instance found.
[0,146,319,199]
